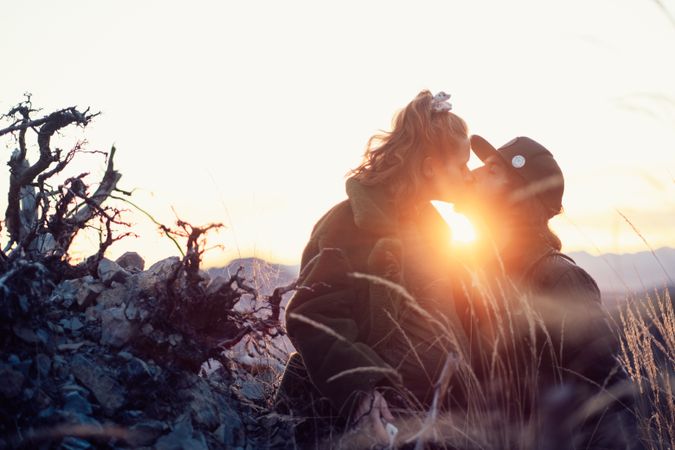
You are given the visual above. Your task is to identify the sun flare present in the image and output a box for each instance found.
[431,201,477,245]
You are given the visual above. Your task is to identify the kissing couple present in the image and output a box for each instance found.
[276,90,629,449]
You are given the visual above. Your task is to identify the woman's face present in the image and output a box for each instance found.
[426,138,473,203]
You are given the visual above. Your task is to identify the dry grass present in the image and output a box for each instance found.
[280,272,674,450]
[617,289,675,450]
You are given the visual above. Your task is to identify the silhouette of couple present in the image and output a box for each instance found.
[277,91,626,449]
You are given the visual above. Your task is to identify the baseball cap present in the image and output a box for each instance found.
[470,135,564,215]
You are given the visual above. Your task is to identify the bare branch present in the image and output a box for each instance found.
[266,279,297,322]
[4,104,99,243]
[70,145,121,227]
[0,106,99,138]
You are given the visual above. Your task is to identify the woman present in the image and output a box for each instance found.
[278,90,474,444]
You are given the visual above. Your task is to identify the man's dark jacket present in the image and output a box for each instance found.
[465,241,618,387]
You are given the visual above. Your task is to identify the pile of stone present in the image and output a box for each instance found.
[0,252,294,449]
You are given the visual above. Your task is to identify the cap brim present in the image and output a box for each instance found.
[470,134,500,162]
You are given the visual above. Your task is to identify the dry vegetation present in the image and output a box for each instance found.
[285,276,674,450]
[617,289,675,450]
[285,282,650,448]
[0,97,295,449]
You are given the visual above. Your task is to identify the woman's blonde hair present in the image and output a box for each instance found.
[349,90,469,201]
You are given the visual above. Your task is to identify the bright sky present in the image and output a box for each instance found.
[1,0,674,267]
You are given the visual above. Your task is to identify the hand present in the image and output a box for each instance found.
[352,390,395,445]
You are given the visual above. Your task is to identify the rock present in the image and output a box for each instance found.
[52,355,70,378]
[62,412,102,429]
[60,317,84,332]
[97,258,130,286]
[60,436,92,450]
[57,342,86,352]
[71,318,84,332]
[47,321,65,334]
[50,277,103,309]
[148,257,181,275]
[238,378,266,402]
[120,409,144,421]
[35,353,51,378]
[257,413,295,448]
[9,357,32,377]
[60,382,91,396]
[12,325,41,344]
[189,432,208,450]
[70,354,126,415]
[101,306,135,348]
[22,387,34,400]
[215,403,244,446]
[147,361,162,379]
[117,351,133,360]
[38,406,57,420]
[18,295,30,314]
[141,323,154,336]
[155,416,207,450]
[37,408,98,430]
[115,251,145,272]
[198,270,211,285]
[137,257,181,295]
[214,424,234,447]
[50,279,78,307]
[181,378,220,430]
[84,306,99,322]
[139,304,152,321]
[96,283,130,309]
[168,334,183,346]
[35,328,50,345]
[124,301,140,321]
[123,357,153,384]
[0,365,24,398]
[63,391,93,415]
[32,232,56,255]
[34,388,52,409]
[206,275,231,297]
[128,420,168,446]
[76,279,104,308]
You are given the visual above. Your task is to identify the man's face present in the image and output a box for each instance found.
[471,155,513,201]
[457,155,519,221]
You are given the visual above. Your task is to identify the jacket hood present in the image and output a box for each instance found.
[345,178,452,245]
[345,178,398,234]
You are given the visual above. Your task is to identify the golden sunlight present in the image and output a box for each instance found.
[431,201,477,245]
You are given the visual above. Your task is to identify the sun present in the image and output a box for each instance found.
[431,201,477,245]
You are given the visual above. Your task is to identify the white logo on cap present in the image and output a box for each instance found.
[512,155,526,168]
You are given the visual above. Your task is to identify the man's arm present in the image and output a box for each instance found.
[542,264,619,385]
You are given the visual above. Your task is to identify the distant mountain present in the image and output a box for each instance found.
[569,247,675,296]
[209,248,675,306]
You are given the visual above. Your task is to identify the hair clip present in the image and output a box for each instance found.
[431,91,452,112]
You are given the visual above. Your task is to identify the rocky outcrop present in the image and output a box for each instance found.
[0,252,296,449]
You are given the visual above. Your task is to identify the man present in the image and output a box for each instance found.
[461,135,631,449]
